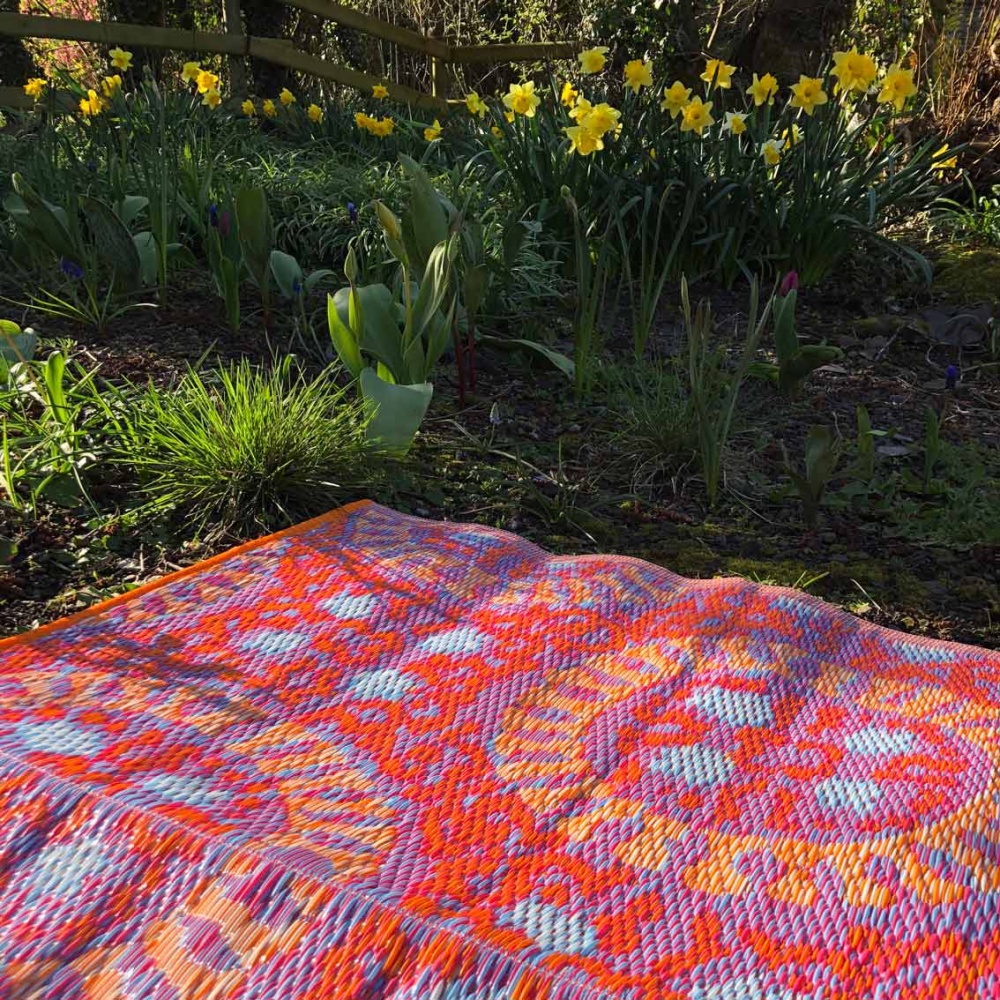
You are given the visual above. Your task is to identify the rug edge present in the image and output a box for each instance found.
[0,499,376,651]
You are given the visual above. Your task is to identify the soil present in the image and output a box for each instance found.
[1,260,998,649]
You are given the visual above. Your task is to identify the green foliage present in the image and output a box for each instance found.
[749,280,843,395]
[683,275,770,507]
[782,425,843,527]
[100,356,370,531]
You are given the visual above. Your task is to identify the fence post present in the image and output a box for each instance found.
[223,0,247,95]
[430,49,450,100]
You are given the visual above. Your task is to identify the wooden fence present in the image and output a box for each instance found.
[0,2,580,113]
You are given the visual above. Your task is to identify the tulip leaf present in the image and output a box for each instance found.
[269,249,303,300]
[399,154,448,273]
[360,368,433,453]
[80,195,142,290]
[327,291,363,377]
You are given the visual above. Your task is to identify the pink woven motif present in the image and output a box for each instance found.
[0,500,998,999]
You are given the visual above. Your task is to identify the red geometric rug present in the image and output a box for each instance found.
[0,500,997,998]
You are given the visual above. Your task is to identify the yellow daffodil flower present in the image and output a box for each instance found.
[465,91,487,117]
[491,125,502,137]
[373,116,394,136]
[932,143,958,170]
[503,81,541,117]
[782,123,803,146]
[747,72,778,106]
[279,88,295,106]
[560,81,578,107]
[78,89,105,117]
[878,64,917,112]
[181,61,201,84]
[649,148,657,160]
[565,124,604,155]
[355,111,372,129]
[23,77,47,99]
[578,46,609,74]
[109,47,132,71]
[680,96,714,134]
[308,103,323,123]
[101,74,122,98]
[624,58,653,93]
[263,99,277,118]
[423,118,442,140]
[723,110,747,135]
[701,58,735,90]
[584,101,621,135]
[761,138,784,165]
[196,69,219,95]
[789,75,828,116]
[660,81,692,118]
[832,47,877,93]
[202,89,222,109]
[569,96,593,121]
[242,99,256,116]
[372,84,389,100]
[504,110,515,123]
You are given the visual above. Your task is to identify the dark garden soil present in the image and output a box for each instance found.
[1,257,998,649]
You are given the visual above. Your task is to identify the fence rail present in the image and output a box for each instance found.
[0,5,580,111]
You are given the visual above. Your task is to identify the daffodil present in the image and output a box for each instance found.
[565,124,604,155]
[578,46,609,74]
[355,111,373,129]
[878,63,917,112]
[465,91,487,117]
[372,116,394,137]
[196,69,219,94]
[932,143,958,170]
[560,81,578,107]
[504,110,515,123]
[78,89,105,118]
[831,47,877,93]
[782,123,802,146]
[242,99,256,116]
[109,47,132,71]
[679,96,714,134]
[722,110,747,135]
[569,96,593,121]
[761,138,784,165]
[202,89,222,109]
[181,61,201,84]
[372,84,389,100]
[584,102,620,136]
[263,99,277,118]
[503,81,541,117]
[660,81,691,118]
[308,103,323,123]
[789,75,828,116]
[23,77,47,100]
[747,72,779,106]
[101,74,122,98]
[424,118,442,141]
[279,88,295,106]
[701,58,735,90]
[624,58,653,93]
[491,125,502,137]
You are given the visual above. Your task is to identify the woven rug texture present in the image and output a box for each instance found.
[0,500,998,999]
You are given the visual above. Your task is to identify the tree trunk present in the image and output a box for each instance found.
[242,0,295,96]
[0,0,37,86]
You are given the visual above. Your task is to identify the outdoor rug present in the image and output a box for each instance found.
[0,500,998,1000]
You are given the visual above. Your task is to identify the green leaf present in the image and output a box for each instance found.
[235,187,273,295]
[11,173,79,265]
[479,335,575,377]
[0,323,37,365]
[117,195,149,228]
[270,249,304,299]
[778,344,843,396]
[333,284,405,378]
[327,291,363,377]
[360,367,433,453]
[133,232,159,287]
[80,195,142,290]
[399,154,449,271]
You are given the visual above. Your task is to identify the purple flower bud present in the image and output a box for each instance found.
[219,210,232,238]
[779,271,799,297]
[292,279,302,296]
[209,203,219,228]
[59,256,84,280]
[347,201,358,224]
[945,364,958,390]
